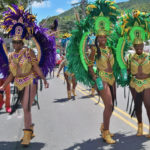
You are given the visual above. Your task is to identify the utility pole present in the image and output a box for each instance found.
[71,0,88,20]
[80,0,88,17]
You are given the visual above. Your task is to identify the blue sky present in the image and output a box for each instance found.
[31,0,128,22]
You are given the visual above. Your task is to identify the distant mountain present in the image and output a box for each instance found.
[40,0,150,34]
[119,0,150,12]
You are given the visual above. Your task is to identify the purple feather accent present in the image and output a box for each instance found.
[1,5,36,39]
[0,38,9,78]
[33,26,56,77]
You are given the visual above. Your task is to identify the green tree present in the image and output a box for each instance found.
[0,0,47,19]
[0,0,47,11]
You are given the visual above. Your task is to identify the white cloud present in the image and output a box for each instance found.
[56,8,65,14]
[67,0,79,4]
[70,0,80,4]
[32,0,51,8]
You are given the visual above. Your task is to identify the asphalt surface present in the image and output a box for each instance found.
[0,72,150,150]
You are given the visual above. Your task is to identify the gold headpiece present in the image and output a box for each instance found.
[12,25,23,41]
[133,38,143,45]
[95,14,111,37]
[96,30,107,36]
[132,29,144,44]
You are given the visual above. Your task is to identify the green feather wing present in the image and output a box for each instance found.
[67,29,95,87]
[67,0,120,87]
[108,25,131,86]
[79,32,90,72]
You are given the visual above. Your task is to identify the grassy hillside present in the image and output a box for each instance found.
[119,0,150,12]
[40,7,78,33]
[40,0,150,34]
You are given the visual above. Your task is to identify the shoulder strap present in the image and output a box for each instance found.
[8,52,14,63]
[128,53,132,69]
[26,48,32,62]
[128,53,132,62]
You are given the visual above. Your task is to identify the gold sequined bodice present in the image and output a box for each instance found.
[129,53,150,75]
[9,48,32,77]
[96,47,114,71]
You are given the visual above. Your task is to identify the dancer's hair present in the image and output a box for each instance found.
[95,36,101,59]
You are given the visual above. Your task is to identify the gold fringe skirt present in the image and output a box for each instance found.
[130,76,150,93]
[99,70,115,86]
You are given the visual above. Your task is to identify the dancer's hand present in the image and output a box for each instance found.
[44,80,49,88]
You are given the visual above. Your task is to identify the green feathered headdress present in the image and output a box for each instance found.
[120,9,150,40]
[129,26,146,44]
[95,15,111,35]
[67,0,120,87]
[86,0,120,35]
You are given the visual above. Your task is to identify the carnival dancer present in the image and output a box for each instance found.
[57,58,77,99]
[115,10,150,137]
[57,33,77,99]
[88,30,116,144]
[67,0,120,144]
[129,37,150,137]
[0,5,56,146]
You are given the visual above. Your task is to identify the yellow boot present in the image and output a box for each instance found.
[91,88,95,96]
[68,91,71,99]
[21,124,35,141]
[21,129,32,146]
[102,130,116,144]
[145,126,150,138]
[100,123,114,137]
[136,123,143,136]
[72,89,77,96]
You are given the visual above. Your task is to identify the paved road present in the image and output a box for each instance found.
[0,72,150,150]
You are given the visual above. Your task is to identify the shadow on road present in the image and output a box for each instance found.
[53,98,69,103]
[80,95,91,99]
[0,141,45,150]
[80,95,99,100]
[64,132,148,150]
[54,96,76,103]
